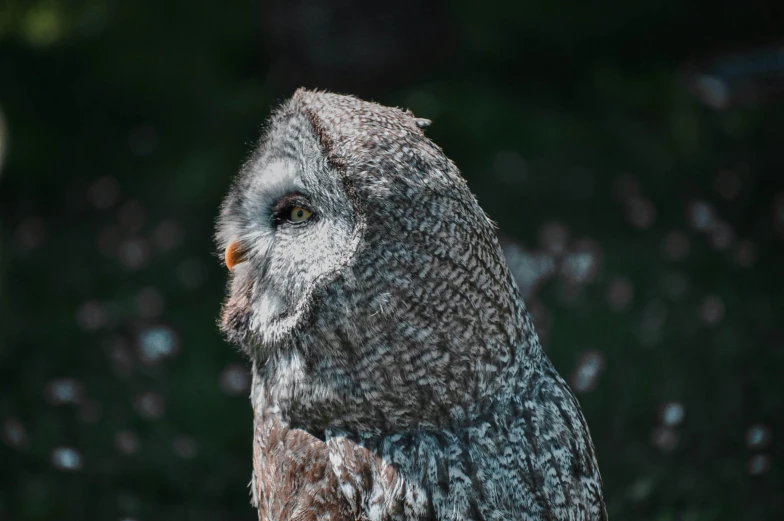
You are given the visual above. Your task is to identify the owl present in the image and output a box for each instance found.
[216,89,607,520]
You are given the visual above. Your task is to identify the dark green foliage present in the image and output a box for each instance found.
[0,1,782,520]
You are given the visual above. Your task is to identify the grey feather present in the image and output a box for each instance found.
[216,89,607,520]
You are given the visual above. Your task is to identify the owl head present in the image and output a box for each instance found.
[216,90,532,430]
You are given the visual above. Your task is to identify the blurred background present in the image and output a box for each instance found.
[1,0,783,519]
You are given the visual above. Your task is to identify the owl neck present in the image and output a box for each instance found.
[252,307,546,436]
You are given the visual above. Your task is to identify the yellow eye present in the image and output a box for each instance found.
[289,206,312,223]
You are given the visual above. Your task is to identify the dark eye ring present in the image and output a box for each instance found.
[271,194,315,225]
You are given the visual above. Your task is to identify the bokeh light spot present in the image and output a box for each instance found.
[661,402,685,427]
[607,277,633,311]
[173,435,198,459]
[219,364,250,396]
[745,424,771,450]
[699,295,725,326]
[51,447,83,472]
[571,350,605,393]
[747,454,770,476]
[138,325,179,364]
[2,418,28,450]
[134,392,165,420]
[45,378,84,405]
[115,431,141,455]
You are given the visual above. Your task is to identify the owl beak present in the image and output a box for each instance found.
[224,239,246,272]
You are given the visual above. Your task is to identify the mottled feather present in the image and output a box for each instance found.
[217,89,607,520]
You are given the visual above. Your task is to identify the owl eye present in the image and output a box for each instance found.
[271,194,315,226]
[289,206,312,223]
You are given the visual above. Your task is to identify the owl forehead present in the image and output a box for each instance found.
[233,113,326,206]
[246,159,303,203]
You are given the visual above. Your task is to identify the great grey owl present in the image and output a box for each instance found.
[216,89,607,520]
